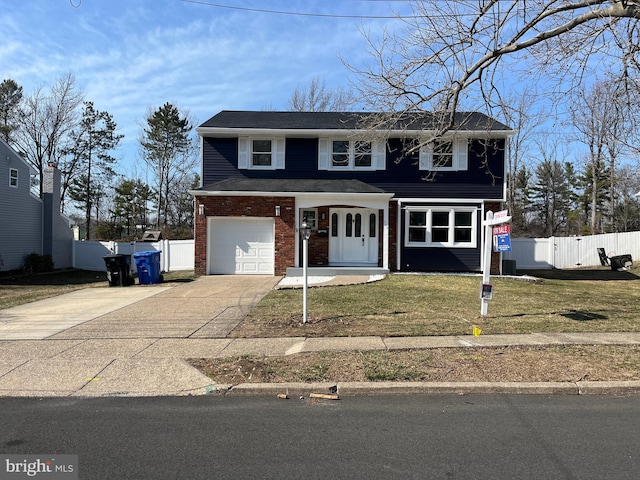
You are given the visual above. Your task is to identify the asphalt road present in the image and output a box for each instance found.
[1,394,639,479]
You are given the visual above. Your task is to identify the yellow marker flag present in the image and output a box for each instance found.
[473,326,482,337]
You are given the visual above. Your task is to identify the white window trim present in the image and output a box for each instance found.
[238,137,285,170]
[419,138,468,171]
[9,168,18,188]
[319,138,386,171]
[405,206,477,248]
[301,208,318,230]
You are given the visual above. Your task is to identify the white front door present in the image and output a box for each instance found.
[329,208,378,265]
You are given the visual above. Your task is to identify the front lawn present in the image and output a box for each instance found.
[230,268,640,338]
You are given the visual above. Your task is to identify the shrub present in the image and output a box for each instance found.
[25,253,54,273]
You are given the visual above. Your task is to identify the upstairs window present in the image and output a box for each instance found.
[9,168,18,188]
[354,141,372,167]
[252,140,272,167]
[238,137,285,170]
[319,138,385,171]
[432,141,453,168]
[405,207,477,248]
[331,140,349,167]
[330,140,372,168]
[419,138,468,171]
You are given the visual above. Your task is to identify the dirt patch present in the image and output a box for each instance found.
[190,345,640,384]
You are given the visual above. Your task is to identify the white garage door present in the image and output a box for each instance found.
[208,217,275,275]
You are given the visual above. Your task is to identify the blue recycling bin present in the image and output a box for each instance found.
[132,250,162,284]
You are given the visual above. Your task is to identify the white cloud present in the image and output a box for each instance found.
[4,0,409,170]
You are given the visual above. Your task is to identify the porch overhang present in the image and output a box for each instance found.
[190,178,393,205]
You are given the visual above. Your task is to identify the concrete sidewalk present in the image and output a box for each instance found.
[1,275,640,397]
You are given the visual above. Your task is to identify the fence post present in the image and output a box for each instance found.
[163,239,170,272]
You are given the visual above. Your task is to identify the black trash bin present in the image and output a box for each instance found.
[104,254,134,286]
[609,254,633,271]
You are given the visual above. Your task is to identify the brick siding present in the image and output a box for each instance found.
[194,196,296,276]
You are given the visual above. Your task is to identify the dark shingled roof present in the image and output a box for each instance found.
[195,178,388,194]
[199,110,512,132]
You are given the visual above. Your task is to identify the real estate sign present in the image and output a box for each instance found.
[493,224,512,252]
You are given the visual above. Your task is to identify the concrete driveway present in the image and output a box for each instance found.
[0,275,280,341]
[0,275,282,396]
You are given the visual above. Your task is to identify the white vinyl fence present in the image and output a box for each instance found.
[72,232,640,273]
[73,239,194,272]
[502,231,640,270]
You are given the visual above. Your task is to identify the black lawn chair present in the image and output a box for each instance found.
[597,248,610,266]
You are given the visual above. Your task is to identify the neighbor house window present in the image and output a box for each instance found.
[9,168,18,188]
[319,138,385,170]
[419,138,468,171]
[405,207,477,248]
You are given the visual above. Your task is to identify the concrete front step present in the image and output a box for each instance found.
[285,267,389,277]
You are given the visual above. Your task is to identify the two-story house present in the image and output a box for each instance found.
[0,137,74,272]
[191,111,513,276]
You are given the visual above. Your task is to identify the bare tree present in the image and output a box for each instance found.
[288,76,355,111]
[14,73,84,196]
[498,89,544,233]
[612,165,640,231]
[570,79,633,232]
[351,1,640,134]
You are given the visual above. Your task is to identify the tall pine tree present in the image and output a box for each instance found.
[139,103,197,231]
[0,79,23,143]
[64,101,122,239]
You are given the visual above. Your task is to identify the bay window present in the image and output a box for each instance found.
[405,207,477,248]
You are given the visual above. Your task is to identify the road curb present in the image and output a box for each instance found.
[216,381,640,397]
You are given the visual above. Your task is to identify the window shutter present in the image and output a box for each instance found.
[455,138,468,171]
[318,138,330,170]
[373,139,386,170]
[238,137,249,169]
[274,137,286,169]
[418,143,433,170]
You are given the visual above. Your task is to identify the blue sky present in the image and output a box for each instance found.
[2,0,411,175]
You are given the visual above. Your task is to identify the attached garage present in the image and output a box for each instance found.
[207,217,275,275]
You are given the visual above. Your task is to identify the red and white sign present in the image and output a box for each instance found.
[493,225,510,236]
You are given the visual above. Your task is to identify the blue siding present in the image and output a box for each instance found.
[202,137,505,200]
[401,248,481,272]
[202,137,241,184]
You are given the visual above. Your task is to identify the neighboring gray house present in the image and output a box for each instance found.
[0,138,73,272]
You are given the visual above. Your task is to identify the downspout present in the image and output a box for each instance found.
[504,137,510,202]
[396,199,402,271]
[41,192,44,258]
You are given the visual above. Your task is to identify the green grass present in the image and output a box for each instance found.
[231,268,640,338]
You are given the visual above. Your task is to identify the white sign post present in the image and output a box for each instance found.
[481,210,511,317]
